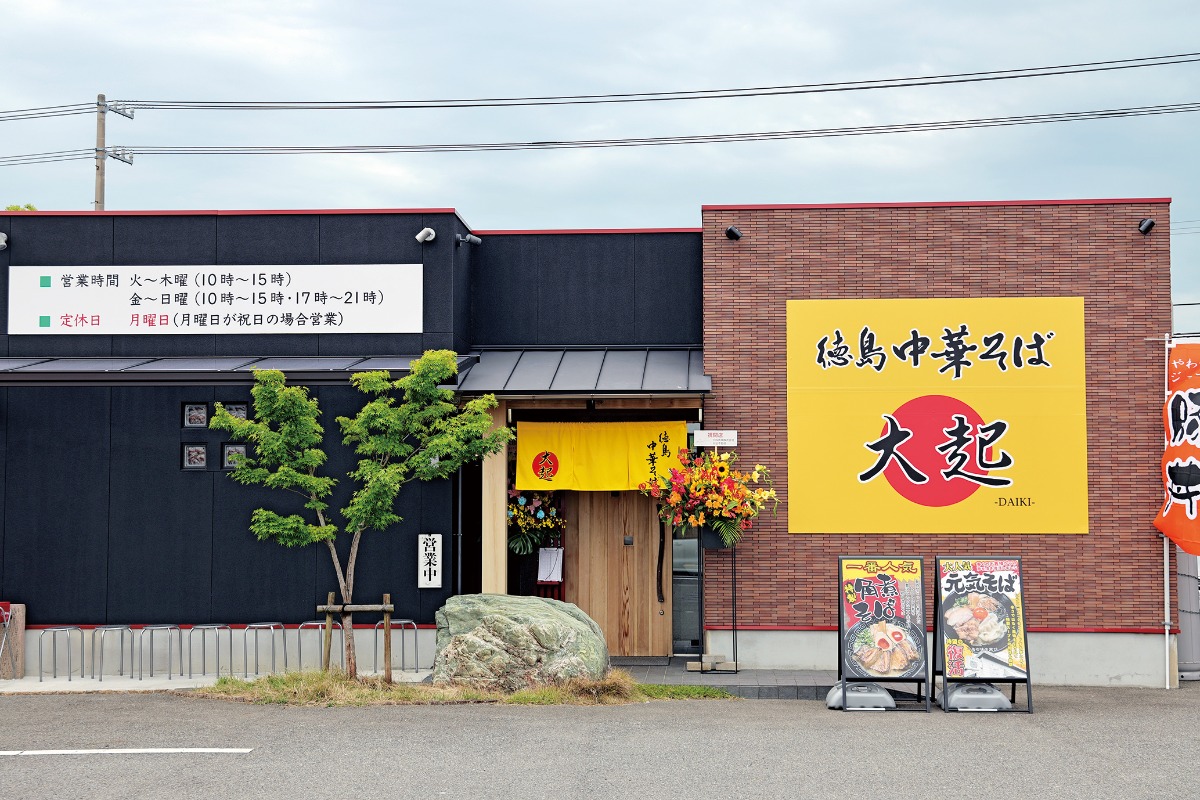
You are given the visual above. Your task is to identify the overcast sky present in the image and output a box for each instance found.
[3,1,1199,327]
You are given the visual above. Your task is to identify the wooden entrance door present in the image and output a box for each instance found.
[563,491,671,657]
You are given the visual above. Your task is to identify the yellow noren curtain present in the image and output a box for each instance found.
[515,421,687,491]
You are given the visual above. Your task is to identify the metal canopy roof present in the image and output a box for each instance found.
[0,350,708,392]
[457,349,710,395]
[0,355,454,386]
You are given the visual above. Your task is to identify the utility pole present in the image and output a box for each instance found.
[94,94,106,210]
[93,94,135,211]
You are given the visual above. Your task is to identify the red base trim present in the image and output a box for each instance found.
[27,623,435,630]
[704,624,1180,635]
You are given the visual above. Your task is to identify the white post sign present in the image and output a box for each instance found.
[7,264,423,335]
[417,533,442,589]
[694,429,738,448]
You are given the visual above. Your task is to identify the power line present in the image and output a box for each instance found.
[120,52,1200,110]
[3,100,1198,167]
[116,101,1200,156]
[0,104,96,122]
[4,51,1200,121]
[0,149,95,166]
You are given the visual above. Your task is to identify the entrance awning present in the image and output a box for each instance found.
[456,348,710,395]
[0,355,469,386]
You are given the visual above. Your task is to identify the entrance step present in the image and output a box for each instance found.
[610,656,672,667]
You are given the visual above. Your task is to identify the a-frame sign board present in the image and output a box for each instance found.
[933,556,1034,713]
[837,556,930,712]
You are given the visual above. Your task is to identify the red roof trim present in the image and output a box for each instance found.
[0,208,459,217]
[703,198,1172,211]
[472,227,702,235]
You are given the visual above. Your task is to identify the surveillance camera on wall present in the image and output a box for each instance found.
[415,227,436,243]
[456,234,482,246]
[0,232,7,250]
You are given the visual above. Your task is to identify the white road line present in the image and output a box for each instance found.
[1,748,253,756]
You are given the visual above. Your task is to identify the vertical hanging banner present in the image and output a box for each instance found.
[417,533,442,589]
[787,297,1088,534]
[838,556,927,681]
[936,557,1028,680]
[1155,343,1200,555]
[515,421,687,491]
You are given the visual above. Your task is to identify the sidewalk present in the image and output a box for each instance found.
[2,662,833,698]
[618,659,840,699]
[0,669,433,694]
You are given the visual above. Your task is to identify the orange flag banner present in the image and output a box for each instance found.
[1155,342,1200,554]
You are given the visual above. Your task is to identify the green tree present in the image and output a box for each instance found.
[210,350,512,678]
[4,204,36,211]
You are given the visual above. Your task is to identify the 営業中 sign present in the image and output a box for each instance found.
[417,533,442,589]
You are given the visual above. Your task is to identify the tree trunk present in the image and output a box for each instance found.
[341,611,357,678]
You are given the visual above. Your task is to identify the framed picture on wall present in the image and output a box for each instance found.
[222,443,247,470]
[182,443,208,470]
[183,403,208,428]
[222,402,249,420]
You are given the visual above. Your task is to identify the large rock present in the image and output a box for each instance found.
[433,594,609,690]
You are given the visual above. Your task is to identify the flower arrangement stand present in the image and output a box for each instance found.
[687,533,738,673]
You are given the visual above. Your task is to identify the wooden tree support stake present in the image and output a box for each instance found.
[314,596,397,677]
[322,591,334,671]
[383,593,392,685]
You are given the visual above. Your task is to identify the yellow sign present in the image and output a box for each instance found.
[515,421,687,491]
[786,297,1087,533]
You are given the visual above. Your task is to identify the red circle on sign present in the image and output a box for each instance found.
[533,451,559,481]
[882,394,987,508]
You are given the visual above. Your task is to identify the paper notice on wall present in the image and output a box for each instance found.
[537,547,564,584]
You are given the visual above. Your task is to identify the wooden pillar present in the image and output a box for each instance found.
[481,401,509,594]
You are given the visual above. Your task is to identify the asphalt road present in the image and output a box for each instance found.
[2,684,1199,799]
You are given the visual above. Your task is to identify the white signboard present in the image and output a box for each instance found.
[417,533,442,589]
[693,429,738,447]
[7,264,422,335]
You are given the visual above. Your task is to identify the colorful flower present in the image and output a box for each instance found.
[507,488,566,555]
[639,448,777,547]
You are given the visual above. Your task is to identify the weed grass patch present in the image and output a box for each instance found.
[190,668,734,706]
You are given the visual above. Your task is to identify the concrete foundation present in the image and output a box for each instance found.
[8,625,434,682]
[705,629,1180,689]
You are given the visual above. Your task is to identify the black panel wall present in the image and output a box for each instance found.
[0,390,6,600]
[0,212,700,625]
[470,232,703,346]
[3,388,112,624]
[108,387,216,624]
[316,213,431,357]
[0,380,454,625]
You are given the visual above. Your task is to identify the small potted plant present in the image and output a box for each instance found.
[639,449,777,547]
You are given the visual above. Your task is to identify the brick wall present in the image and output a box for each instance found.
[700,200,1172,632]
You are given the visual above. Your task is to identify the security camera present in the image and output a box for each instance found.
[0,232,6,250]
[1138,218,1155,235]
[414,227,436,243]
[456,234,482,246]
[725,226,743,240]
